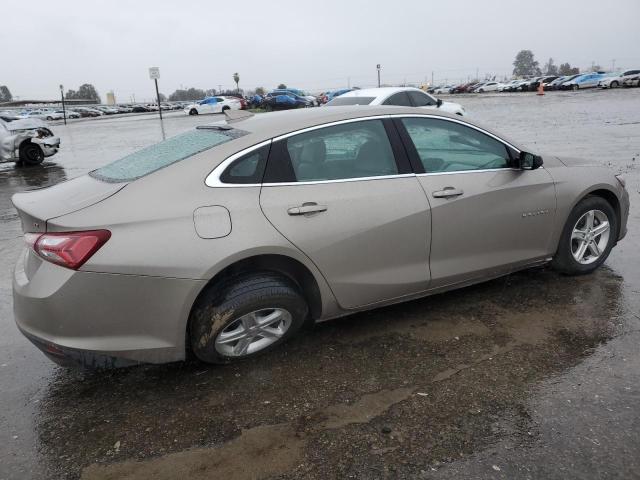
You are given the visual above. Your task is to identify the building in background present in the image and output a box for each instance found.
[106,91,116,105]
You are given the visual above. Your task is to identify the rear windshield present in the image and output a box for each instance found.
[90,127,248,182]
[326,96,375,106]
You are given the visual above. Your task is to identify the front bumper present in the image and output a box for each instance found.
[13,249,205,368]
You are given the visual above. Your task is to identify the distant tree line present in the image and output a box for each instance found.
[65,84,101,103]
[513,50,581,77]
[0,85,13,102]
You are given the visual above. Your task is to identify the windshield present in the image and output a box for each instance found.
[90,127,248,182]
[326,96,375,106]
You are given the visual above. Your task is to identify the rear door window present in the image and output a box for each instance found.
[265,120,399,182]
[91,127,248,182]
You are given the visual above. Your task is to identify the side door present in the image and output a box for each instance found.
[259,118,432,309]
[395,115,557,287]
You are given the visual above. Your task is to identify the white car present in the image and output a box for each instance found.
[474,81,501,93]
[598,69,640,89]
[184,96,242,115]
[325,87,466,116]
[19,110,63,121]
[433,85,453,94]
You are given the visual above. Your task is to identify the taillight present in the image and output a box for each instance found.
[26,230,111,270]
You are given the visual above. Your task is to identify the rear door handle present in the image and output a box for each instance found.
[432,187,464,198]
[287,203,328,216]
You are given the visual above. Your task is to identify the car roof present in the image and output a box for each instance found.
[339,86,424,99]
[200,105,525,152]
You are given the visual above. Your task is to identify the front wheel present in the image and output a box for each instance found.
[19,142,44,166]
[189,108,198,115]
[551,196,617,275]
[189,273,308,364]
[611,81,619,88]
[572,84,579,91]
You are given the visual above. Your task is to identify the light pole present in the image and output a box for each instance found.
[376,64,381,87]
[59,84,67,125]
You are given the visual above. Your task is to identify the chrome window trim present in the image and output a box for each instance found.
[205,113,525,188]
[262,173,415,187]
[205,139,272,187]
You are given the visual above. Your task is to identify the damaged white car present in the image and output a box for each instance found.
[0,118,60,165]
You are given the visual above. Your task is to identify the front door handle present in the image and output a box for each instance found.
[287,203,328,216]
[432,187,464,198]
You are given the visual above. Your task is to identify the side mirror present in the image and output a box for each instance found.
[519,151,543,170]
[436,98,443,107]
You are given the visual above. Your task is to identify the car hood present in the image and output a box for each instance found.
[5,118,47,131]
[555,156,599,167]
[12,175,127,232]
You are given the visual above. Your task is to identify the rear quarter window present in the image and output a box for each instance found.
[90,127,248,182]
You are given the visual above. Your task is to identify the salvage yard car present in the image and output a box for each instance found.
[325,87,466,116]
[1,118,60,165]
[185,96,241,115]
[12,106,629,368]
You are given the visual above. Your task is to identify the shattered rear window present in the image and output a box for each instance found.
[90,127,248,182]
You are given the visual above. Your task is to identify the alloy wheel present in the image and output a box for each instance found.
[214,308,292,357]
[571,209,610,265]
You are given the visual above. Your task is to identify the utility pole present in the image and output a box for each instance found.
[475,67,479,81]
[611,59,616,71]
[377,64,381,87]
[431,70,434,86]
[59,84,67,125]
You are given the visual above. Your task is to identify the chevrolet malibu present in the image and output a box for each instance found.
[12,106,629,367]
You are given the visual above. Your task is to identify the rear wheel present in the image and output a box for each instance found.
[551,196,617,275]
[189,273,308,364]
[572,84,579,91]
[19,142,44,166]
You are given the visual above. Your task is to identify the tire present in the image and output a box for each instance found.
[189,273,309,364]
[46,116,53,121]
[19,142,44,166]
[479,89,484,93]
[551,196,617,275]
[189,108,198,115]
[222,106,230,113]
[572,84,579,91]
[611,81,619,88]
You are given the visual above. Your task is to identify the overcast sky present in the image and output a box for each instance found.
[2,0,639,101]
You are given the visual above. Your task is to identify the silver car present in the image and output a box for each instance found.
[1,118,60,165]
[12,107,629,367]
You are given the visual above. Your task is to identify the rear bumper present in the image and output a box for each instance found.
[13,249,205,368]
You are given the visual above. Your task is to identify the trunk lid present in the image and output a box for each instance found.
[12,175,126,233]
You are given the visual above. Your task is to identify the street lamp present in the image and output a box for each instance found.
[59,84,67,125]
[376,64,381,87]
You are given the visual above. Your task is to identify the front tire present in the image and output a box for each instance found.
[189,108,198,115]
[189,273,308,364]
[551,196,617,275]
[572,84,579,91]
[19,142,44,166]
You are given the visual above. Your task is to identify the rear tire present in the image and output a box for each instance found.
[189,273,308,364]
[572,84,579,91]
[551,196,617,275]
[19,142,44,166]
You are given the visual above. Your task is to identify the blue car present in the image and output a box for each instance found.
[563,72,607,90]
[325,89,353,103]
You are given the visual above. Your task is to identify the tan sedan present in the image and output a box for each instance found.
[12,106,629,367]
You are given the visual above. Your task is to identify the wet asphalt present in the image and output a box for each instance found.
[1,89,639,480]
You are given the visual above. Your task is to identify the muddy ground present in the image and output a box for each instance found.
[1,89,639,479]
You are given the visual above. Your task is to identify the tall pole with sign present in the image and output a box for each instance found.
[59,84,67,125]
[149,67,162,120]
[377,64,381,88]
